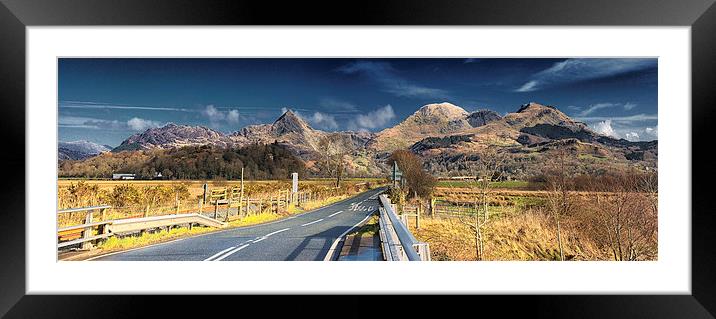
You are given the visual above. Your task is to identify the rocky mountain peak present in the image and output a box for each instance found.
[504,102,577,128]
[113,123,229,152]
[516,102,557,113]
[414,102,469,120]
[466,109,502,127]
[272,110,313,135]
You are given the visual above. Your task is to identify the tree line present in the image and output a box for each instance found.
[59,142,306,180]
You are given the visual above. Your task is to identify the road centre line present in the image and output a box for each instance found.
[204,246,237,261]
[328,211,343,217]
[214,244,251,261]
[264,228,291,237]
[301,219,324,227]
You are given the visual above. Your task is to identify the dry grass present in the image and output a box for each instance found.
[58,178,381,203]
[412,210,607,261]
[98,226,217,251]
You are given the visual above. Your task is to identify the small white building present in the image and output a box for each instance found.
[112,173,136,180]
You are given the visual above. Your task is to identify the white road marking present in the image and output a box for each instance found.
[214,244,250,261]
[301,219,324,226]
[265,228,291,237]
[204,246,236,261]
[328,211,343,217]
[250,227,292,244]
[323,213,375,261]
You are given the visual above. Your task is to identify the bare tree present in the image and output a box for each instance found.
[582,171,658,261]
[453,147,506,261]
[318,135,346,188]
[543,149,572,261]
[388,150,435,200]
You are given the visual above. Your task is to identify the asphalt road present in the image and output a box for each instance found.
[93,187,385,261]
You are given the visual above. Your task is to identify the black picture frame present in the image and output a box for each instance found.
[1,0,714,317]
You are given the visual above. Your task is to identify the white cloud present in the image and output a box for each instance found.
[579,102,617,116]
[591,120,619,138]
[515,58,656,92]
[227,110,240,124]
[59,100,192,112]
[576,113,658,123]
[319,98,357,112]
[59,115,162,132]
[308,112,338,130]
[202,105,223,122]
[281,107,288,114]
[623,102,637,110]
[127,117,161,131]
[515,80,538,92]
[337,61,449,99]
[350,104,396,131]
[625,132,640,141]
[584,120,658,141]
[645,126,658,139]
[202,104,241,126]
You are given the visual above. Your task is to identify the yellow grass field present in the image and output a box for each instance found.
[58,178,384,200]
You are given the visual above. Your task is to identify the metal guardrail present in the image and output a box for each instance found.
[108,213,227,233]
[377,194,430,261]
[57,205,227,251]
[57,205,112,214]
[57,205,112,250]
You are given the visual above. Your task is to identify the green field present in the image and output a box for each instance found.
[435,180,529,189]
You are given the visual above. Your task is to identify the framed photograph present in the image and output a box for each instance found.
[1,0,714,317]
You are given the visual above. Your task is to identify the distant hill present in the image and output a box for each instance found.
[62,101,657,179]
[58,140,111,160]
[369,102,473,152]
[113,123,233,152]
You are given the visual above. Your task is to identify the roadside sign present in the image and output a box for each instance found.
[291,172,298,193]
[392,162,403,187]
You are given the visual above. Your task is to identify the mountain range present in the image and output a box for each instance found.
[59,102,657,178]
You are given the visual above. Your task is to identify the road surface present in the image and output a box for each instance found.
[92,187,385,261]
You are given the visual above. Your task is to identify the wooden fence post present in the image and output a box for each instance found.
[416,205,421,229]
[430,197,435,218]
[81,210,93,250]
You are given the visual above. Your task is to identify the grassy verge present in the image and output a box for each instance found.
[98,226,217,251]
[350,215,379,236]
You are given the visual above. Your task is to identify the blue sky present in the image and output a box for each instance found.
[58,58,657,146]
